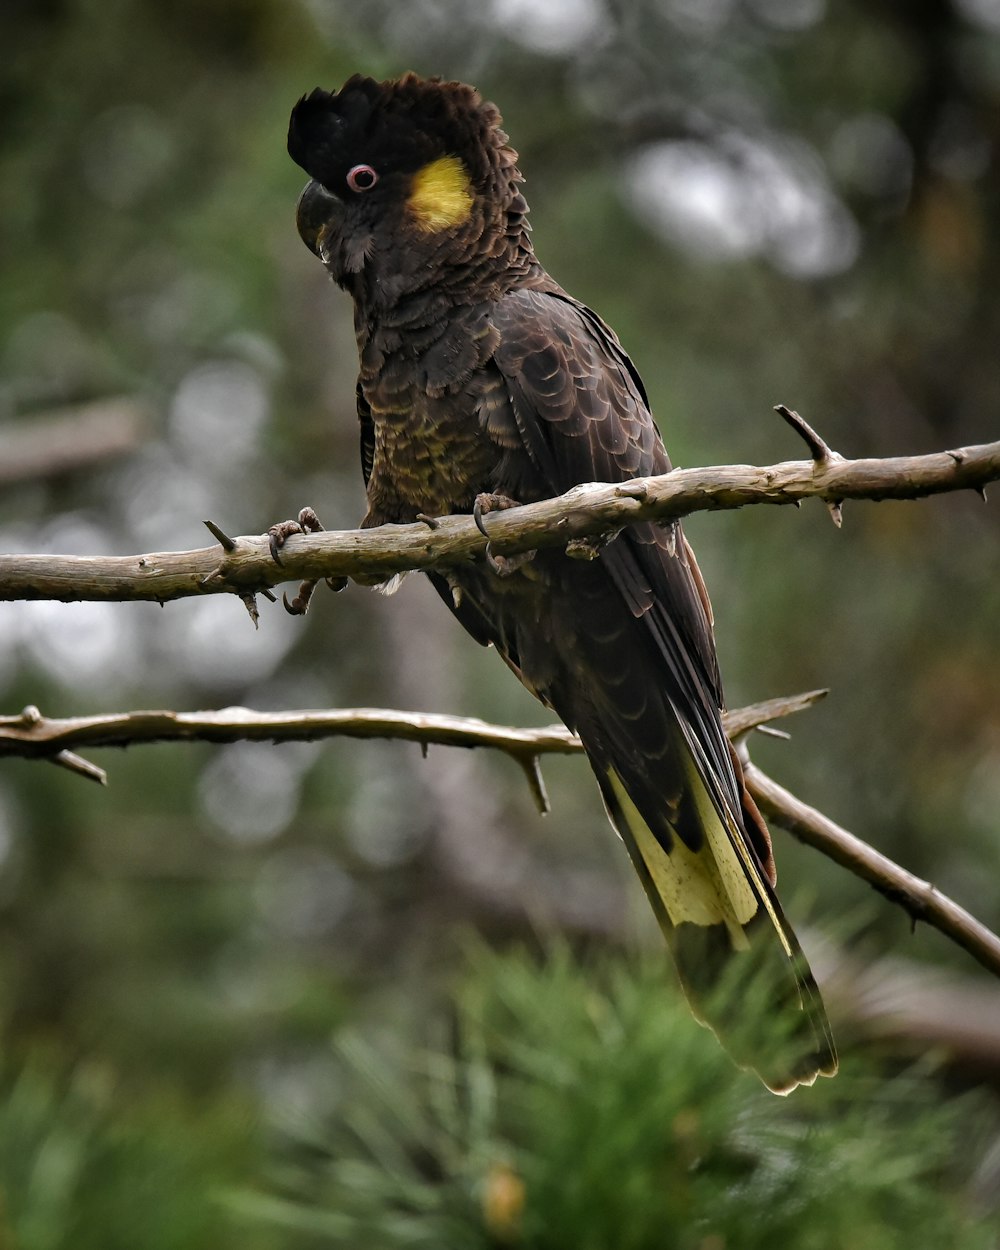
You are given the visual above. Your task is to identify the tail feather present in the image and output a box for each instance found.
[598,765,837,1094]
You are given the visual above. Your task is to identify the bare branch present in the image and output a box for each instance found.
[2,690,997,980]
[828,952,1000,1074]
[743,762,1000,981]
[0,703,580,760]
[1,438,997,604]
[0,691,819,766]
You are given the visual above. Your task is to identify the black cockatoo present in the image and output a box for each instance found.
[285,73,836,1092]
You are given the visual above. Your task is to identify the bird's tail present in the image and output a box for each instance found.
[596,760,837,1094]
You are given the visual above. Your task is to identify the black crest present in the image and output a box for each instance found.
[287,73,511,195]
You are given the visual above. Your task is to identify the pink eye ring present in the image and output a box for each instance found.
[347,164,378,192]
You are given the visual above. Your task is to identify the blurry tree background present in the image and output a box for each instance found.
[2,0,1000,1244]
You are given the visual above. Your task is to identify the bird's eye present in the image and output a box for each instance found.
[347,164,379,192]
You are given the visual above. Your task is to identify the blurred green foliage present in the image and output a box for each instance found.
[242,944,995,1249]
[0,1050,277,1249]
[2,0,1000,1237]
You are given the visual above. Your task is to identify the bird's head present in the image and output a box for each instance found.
[287,74,530,303]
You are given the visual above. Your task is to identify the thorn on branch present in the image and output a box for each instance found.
[203,519,237,552]
[827,500,844,528]
[775,404,840,463]
[518,753,550,815]
[415,513,440,530]
[52,750,107,786]
[976,485,988,503]
[240,592,260,629]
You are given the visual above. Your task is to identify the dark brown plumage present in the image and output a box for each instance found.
[287,73,836,1091]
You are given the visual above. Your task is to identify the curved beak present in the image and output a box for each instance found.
[295,180,343,259]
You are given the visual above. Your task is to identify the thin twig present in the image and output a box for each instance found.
[743,761,1000,981]
[774,404,840,462]
[774,406,845,525]
[0,439,997,603]
[0,703,580,759]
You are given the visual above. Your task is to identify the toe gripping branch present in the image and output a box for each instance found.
[268,506,348,615]
[472,493,536,577]
[774,404,845,528]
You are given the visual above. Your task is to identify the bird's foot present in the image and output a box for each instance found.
[267,506,347,615]
[472,492,535,577]
[473,492,519,519]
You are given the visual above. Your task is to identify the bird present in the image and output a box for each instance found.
[285,72,837,1093]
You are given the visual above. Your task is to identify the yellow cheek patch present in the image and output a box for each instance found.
[407,155,474,232]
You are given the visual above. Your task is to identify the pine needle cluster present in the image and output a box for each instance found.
[244,944,996,1249]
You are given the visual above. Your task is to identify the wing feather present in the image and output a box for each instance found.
[472,286,836,1090]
